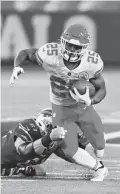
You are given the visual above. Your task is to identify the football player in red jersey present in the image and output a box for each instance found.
[10,24,108,181]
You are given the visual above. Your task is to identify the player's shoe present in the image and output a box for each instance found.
[90,161,108,181]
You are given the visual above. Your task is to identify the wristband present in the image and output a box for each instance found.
[41,134,52,147]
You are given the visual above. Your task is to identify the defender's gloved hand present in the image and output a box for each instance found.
[17,166,36,176]
[50,126,67,141]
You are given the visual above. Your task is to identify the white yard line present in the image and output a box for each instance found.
[1,179,35,182]
[1,117,120,123]
[1,173,120,181]
[102,119,120,124]
[105,131,120,139]
[47,158,120,163]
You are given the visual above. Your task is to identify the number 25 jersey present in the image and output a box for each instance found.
[36,43,104,106]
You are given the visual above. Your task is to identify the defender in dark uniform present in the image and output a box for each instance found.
[1,108,66,176]
[1,108,105,181]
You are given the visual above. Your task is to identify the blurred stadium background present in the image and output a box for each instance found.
[1,1,120,193]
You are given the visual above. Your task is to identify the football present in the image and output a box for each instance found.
[71,80,96,97]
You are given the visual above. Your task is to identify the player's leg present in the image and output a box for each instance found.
[52,103,78,126]
[54,135,108,181]
[77,105,105,158]
[52,103,108,178]
[52,103,82,159]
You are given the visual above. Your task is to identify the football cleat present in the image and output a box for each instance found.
[91,161,108,181]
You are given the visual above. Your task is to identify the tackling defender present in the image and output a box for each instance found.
[10,24,108,181]
[2,108,106,180]
[1,108,66,176]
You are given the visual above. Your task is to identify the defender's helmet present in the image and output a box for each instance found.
[36,108,52,135]
[60,24,90,62]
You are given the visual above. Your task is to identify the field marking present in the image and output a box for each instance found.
[1,172,120,181]
[1,117,120,123]
[105,144,120,147]
[102,119,120,124]
[87,143,120,147]
[2,179,36,182]
[105,131,120,139]
[46,158,120,163]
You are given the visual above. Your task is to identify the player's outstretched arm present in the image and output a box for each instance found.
[10,48,38,86]
[14,48,38,67]
[90,74,106,105]
[15,126,67,160]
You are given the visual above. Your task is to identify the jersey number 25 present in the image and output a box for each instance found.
[47,43,58,56]
[87,51,99,64]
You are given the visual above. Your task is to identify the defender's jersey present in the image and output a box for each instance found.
[1,119,41,168]
[1,119,57,168]
[36,43,104,106]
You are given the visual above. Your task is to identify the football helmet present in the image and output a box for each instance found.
[36,108,53,135]
[60,24,90,62]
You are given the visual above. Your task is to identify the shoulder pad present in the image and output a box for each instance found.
[85,50,104,76]
[15,120,32,141]
[15,119,40,141]
[36,43,59,65]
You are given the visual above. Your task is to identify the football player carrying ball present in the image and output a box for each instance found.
[10,24,108,181]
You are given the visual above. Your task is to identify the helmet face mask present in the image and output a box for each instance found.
[36,108,52,136]
[60,24,90,63]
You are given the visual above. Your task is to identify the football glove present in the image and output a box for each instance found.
[10,66,24,86]
[16,166,36,176]
[50,126,67,141]
[70,86,91,106]
[1,166,35,176]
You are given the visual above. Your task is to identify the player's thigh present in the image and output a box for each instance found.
[78,106,105,150]
[52,103,78,126]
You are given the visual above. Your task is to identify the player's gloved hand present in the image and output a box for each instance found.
[50,126,67,141]
[17,166,36,176]
[10,66,24,86]
[70,87,91,106]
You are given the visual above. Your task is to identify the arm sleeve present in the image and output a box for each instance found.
[16,133,52,159]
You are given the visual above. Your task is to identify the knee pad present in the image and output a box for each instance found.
[94,149,104,158]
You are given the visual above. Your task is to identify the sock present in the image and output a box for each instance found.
[72,147,102,170]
